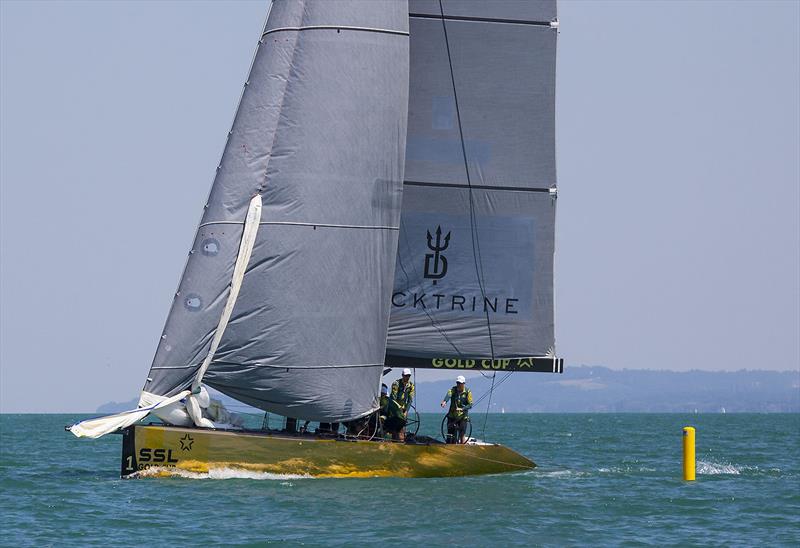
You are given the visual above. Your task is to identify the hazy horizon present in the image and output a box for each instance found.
[1,1,798,412]
[1,365,795,415]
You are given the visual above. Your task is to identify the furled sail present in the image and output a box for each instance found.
[143,0,410,422]
[386,0,560,372]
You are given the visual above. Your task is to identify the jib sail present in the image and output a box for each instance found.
[387,0,561,372]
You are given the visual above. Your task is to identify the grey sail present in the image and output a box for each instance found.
[386,0,558,368]
[143,0,410,422]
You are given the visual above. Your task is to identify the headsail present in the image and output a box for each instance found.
[387,0,559,368]
[143,0,410,422]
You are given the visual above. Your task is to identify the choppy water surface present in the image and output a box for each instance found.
[1,413,798,546]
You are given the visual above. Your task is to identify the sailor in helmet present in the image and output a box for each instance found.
[441,375,473,444]
[387,368,415,441]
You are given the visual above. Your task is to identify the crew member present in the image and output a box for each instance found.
[368,383,389,439]
[441,375,472,444]
[379,383,389,417]
[387,368,415,441]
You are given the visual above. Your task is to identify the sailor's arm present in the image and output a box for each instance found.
[440,389,452,408]
[464,390,473,411]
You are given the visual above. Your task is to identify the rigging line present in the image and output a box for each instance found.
[481,371,496,438]
[438,0,497,433]
[477,371,513,404]
[437,0,495,361]
[472,371,514,407]
[413,367,418,432]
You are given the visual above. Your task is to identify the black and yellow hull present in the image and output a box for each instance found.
[121,424,535,478]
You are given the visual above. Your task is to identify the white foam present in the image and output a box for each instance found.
[598,466,657,473]
[134,466,311,480]
[696,461,744,475]
[535,469,588,478]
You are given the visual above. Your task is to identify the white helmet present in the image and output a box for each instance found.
[456,375,466,384]
[402,368,412,376]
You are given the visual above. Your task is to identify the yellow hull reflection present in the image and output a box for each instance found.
[122,425,535,478]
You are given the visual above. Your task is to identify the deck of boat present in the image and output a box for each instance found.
[122,423,535,478]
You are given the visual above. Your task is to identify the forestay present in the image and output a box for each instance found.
[143,0,410,422]
[387,0,559,367]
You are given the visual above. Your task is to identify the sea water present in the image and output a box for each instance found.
[1,413,798,546]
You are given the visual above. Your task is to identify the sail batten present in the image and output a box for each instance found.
[263,25,410,37]
[198,221,401,230]
[409,0,557,24]
[405,180,554,193]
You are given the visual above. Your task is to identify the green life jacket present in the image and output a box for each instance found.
[448,386,472,419]
[392,379,413,408]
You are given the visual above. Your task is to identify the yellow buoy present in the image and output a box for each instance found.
[683,426,696,481]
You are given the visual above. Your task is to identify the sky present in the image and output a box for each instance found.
[1,1,798,412]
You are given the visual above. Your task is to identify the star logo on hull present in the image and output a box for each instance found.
[179,433,194,451]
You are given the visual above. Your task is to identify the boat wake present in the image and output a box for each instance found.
[531,469,588,479]
[133,467,312,481]
[597,466,657,473]
[531,462,771,478]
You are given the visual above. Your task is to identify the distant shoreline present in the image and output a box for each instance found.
[1,366,796,414]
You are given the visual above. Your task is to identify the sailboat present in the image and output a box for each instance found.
[69,0,563,478]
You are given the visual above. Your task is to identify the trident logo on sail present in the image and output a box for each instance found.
[424,225,451,284]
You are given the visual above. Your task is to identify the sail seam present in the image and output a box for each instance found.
[209,362,386,370]
[198,221,399,230]
[156,363,385,370]
[263,25,408,37]
[410,13,553,27]
[404,180,552,193]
